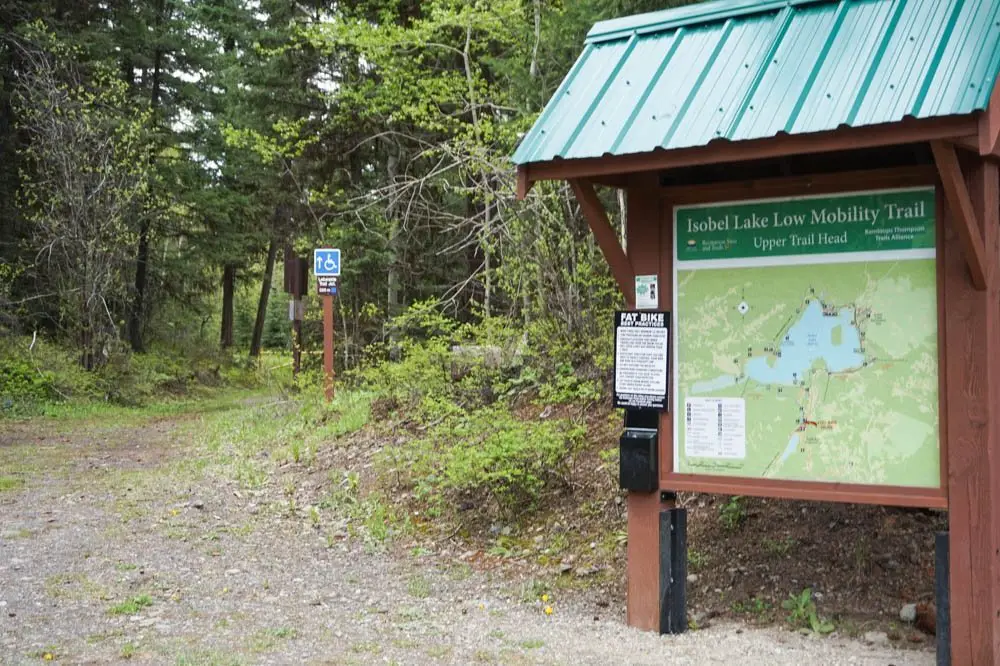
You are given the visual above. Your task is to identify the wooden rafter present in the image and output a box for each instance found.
[931,141,988,290]
[568,179,635,307]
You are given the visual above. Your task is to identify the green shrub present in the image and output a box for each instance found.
[385,406,585,515]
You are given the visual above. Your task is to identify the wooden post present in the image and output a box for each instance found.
[623,172,673,631]
[292,316,302,376]
[323,293,335,402]
[941,155,1000,664]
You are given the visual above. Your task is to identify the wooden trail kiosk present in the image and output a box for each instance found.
[514,0,1000,663]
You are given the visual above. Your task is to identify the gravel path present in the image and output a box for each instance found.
[0,411,935,665]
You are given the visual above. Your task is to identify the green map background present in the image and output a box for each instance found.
[675,259,940,488]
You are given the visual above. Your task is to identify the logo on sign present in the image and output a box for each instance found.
[314,248,341,277]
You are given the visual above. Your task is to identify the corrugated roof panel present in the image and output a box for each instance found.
[562,33,676,159]
[512,0,1000,166]
[664,13,779,149]
[614,26,720,155]
[791,1,892,135]
[919,0,1000,116]
[731,6,839,141]
[849,0,954,127]
[516,40,628,164]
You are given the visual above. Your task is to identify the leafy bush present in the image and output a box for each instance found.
[384,406,585,515]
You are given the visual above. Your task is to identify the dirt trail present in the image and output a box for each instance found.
[0,410,933,665]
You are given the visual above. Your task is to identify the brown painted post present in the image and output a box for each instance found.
[323,294,335,402]
[942,156,1000,664]
[623,172,672,630]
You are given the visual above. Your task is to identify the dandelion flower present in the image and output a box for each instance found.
[541,594,549,603]
[544,605,553,615]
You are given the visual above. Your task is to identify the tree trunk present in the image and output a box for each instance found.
[127,0,165,353]
[220,264,235,348]
[249,239,278,359]
[128,220,150,352]
[384,139,402,319]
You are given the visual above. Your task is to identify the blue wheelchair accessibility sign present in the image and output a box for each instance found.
[314,248,341,277]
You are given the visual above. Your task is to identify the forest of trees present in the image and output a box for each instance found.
[0,0,696,377]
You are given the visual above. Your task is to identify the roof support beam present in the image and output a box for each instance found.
[978,76,1000,158]
[516,166,535,200]
[568,179,635,307]
[931,141,988,290]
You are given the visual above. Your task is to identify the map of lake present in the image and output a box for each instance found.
[691,300,865,393]
[676,258,940,488]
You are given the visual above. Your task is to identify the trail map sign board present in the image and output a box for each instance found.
[614,311,670,410]
[673,187,940,488]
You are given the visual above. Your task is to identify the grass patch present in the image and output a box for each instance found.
[0,476,24,492]
[200,390,373,488]
[407,574,431,599]
[108,594,153,615]
[174,649,244,666]
[248,627,297,653]
[426,645,452,658]
[519,639,545,649]
[45,572,107,601]
[349,641,382,655]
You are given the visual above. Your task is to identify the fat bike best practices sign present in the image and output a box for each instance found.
[674,187,940,489]
[614,311,670,410]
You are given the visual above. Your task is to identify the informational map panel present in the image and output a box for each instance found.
[673,187,940,488]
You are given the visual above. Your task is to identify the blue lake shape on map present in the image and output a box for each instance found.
[745,300,864,386]
[691,374,738,394]
[780,433,800,462]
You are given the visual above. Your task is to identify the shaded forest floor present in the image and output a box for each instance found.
[0,394,938,664]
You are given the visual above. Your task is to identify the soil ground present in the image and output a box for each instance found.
[0,399,936,664]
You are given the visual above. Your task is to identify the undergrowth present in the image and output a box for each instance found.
[0,335,284,418]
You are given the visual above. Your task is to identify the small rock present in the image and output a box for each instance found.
[863,631,890,647]
[900,603,918,623]
[190,500,205,510]
[687,574,699,584]
[559,564,573,574]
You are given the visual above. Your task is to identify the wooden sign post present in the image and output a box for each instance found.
[322,292,335,402]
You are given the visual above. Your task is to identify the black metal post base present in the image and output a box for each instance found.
[936,531,950,666]
[659,507,687,634]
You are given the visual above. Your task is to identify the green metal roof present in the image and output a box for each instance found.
[513,0,1000,165]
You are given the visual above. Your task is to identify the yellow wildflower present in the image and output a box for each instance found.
[544,605,553,615]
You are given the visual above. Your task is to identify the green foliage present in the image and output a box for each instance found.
[384,405,585,515]
[0,477,25,492]
[108,594,153,616]
[781,588,835,634]
[718,496,747,531]
[732,596,771,617]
